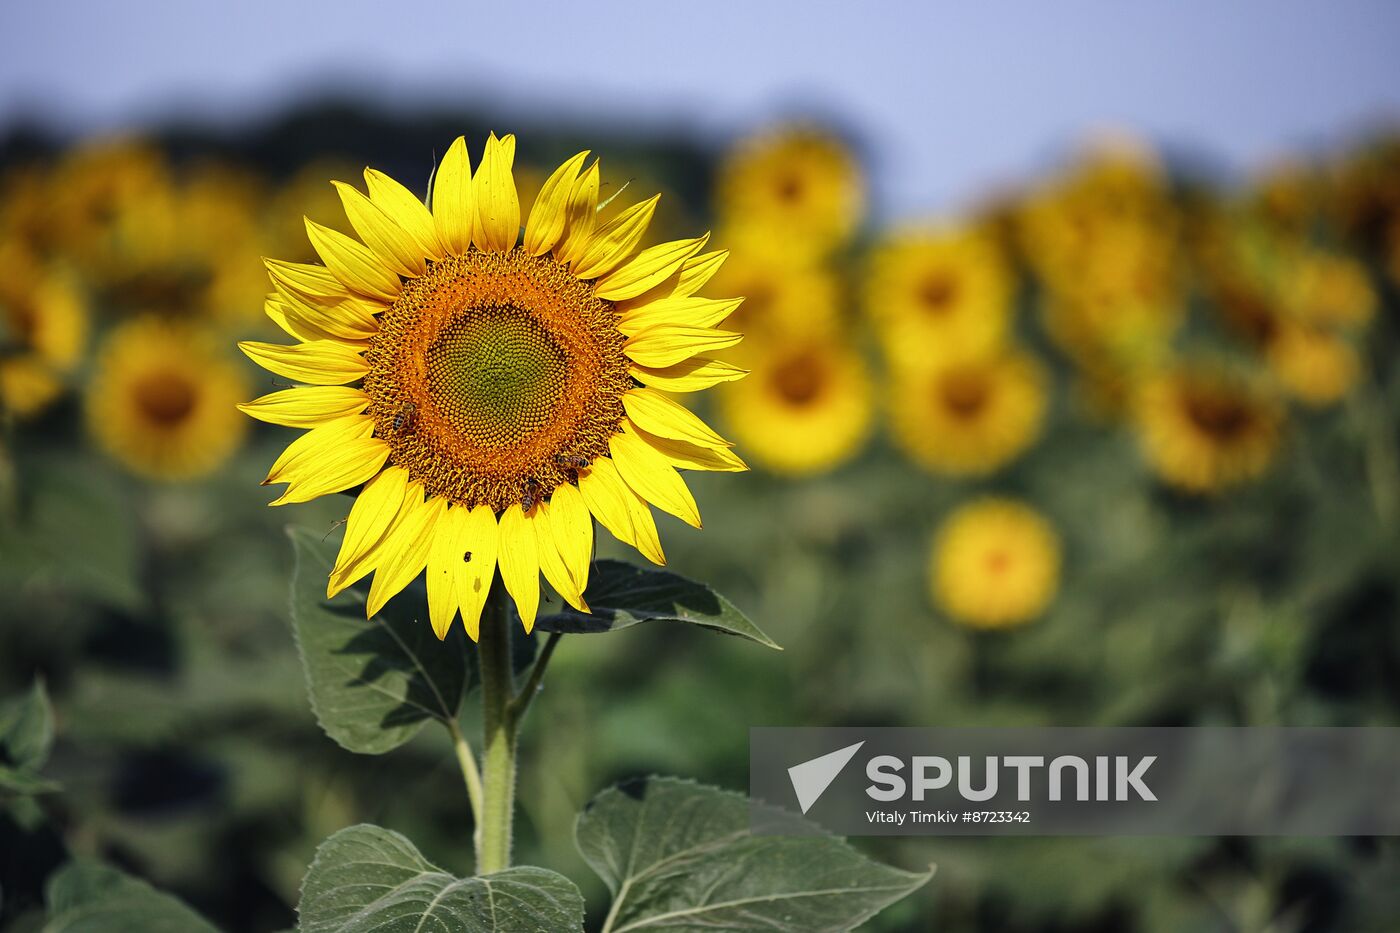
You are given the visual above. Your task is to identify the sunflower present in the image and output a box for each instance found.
[706,249,840,339]
[0,241,87,419]
[717,335,871,476]
[888,349,1048,476]
[87,317,249,479]
[716,127,864,261]
[1280,251,1376,329]
[239,135,747,640]
[1135,361,1283,493]
[930,498,1061,629]
[864,228,1011,368]
[1265,321,1359,408]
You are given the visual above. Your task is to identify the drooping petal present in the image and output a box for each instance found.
[264,416,373,484]
[426,505,468,640]
[472,132,520,253]
[239,340,367,385]
[304,219,402,301]
[329,477,422,598]
[497,503,540,632]
[623,325,742,369]
[623,387,732,449]
[533,502,588,614]
[572,194,660,280]
[609,430,702,529]
[593,234,708,301]
[578,457,635,548]
[333,181,426,276]
[555,160,600,267]
[270,437,390,506]
[366,495,444,618]
[547,481,593,599]
[618,296,743,337]
[629,357,748,393]
[455,505,500,641]
[365,167,445,260]
[264,258,350,303]
[239,386,369,428]
[524,150,589,256]
[633,429,749,472]
[330,466,410,595]
[432,136,474,254]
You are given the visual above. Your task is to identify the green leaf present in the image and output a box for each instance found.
[287,526,478,755]
[298,823,585,932]
[538,560,779,649]
[576,777,931,933]
[42,861,220,933]
[0,679,54,771]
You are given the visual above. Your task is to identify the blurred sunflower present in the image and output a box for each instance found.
[718,336,871,476]
[1135,361,1284,493]
[1280,250,1376,329]
[716,126,864,261]
[0,242,87,419]
[863,228,1012,368]
[931,498,1061,629]
[1265,321,1359,408]
[240,134,747,639]
[87,317,249,480]
[47,138,172,267]
[707,249,840,339]
[888,349,1048,476]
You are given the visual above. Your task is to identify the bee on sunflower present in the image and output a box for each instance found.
[239,135,747,640]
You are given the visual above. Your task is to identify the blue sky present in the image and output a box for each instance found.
[2,0,1398,217]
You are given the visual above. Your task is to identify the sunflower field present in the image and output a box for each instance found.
[2,103,1400,932]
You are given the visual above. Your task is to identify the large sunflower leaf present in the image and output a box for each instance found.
[576,777,931,933]
[299,823,585,932]
[287,525,476,755]
[537,559,778,649]
[43,861,220,933]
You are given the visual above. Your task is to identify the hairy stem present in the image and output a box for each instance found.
[476,580,516,874]
[446,720,484,830]
[508,631,562,725]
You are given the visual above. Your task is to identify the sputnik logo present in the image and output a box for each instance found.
[787,741,865,814]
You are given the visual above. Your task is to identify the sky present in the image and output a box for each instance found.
[2,0,1398,218]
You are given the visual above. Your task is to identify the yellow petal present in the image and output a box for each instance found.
[609,430,702,529]
[330,477,423,598]
[274,287,380,342]
[623,388,732,450]
[366,494,443,618]
[572,195,660,280]
[618,296,743,337]
[239,340,367,385]
[629,357,748,393]
[426,505,468,640]
[331,466,410,594]
[334,181,426,277]
[556,160,600,267]
[265,416,373,484]
[455,505,500,641]
[432,136,474,254]
[524,150,589,256]
[633,429,749,472]
[673,249,729,297]
[264,258,350,303]
[497,503,540,633]
[533,503,588,614]
[548,481,593,599]
[265,294,344,345]
[624,325,742,369]
[304,220,402,301]
[365,167,445,260]
[593,234,709,301]
[578,457,635,548]
[239,386,369,428]
[270,438,390,506]
[472,132,520,253]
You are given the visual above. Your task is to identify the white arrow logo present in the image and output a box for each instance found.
[787,741,865,814]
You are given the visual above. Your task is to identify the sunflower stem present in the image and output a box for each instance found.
[476,580,516,875]
[508,631,562,725]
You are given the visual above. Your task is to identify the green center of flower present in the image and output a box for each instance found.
[426,307,569,449]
